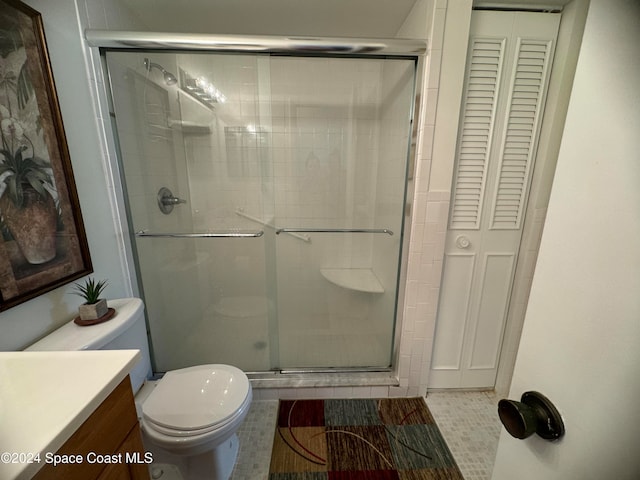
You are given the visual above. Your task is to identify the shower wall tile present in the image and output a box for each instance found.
[398,354,411,380]
[424,88,439,126]
[253,388,280,401]
[394,0,450,397]
[389,386,409,397]
[350,387,375,398]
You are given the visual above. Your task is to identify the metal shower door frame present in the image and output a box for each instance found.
[95,30,427,374]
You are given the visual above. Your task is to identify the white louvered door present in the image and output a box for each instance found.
[429,11,560,389]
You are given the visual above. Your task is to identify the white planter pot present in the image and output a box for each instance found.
[78,299,108,320]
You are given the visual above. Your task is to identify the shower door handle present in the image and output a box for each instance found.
[135,230,264,238]
[276,228,394,236]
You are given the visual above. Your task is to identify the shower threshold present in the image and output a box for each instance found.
[247,368,398,390]
[278,367,392,374]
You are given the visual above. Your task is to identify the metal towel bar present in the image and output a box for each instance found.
[275,228,393,236]
[135,230,264,238]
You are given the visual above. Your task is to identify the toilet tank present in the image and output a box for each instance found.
[26,298,152,393]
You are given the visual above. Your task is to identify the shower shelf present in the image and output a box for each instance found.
[320,268,384,294]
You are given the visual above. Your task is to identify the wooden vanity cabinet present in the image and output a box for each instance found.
[33,377,150,480]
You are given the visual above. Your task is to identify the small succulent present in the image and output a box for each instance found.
[72,277,108,305]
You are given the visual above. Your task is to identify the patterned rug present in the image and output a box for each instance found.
[268,397,464,479]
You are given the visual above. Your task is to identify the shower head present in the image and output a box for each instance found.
[143,58,178,86]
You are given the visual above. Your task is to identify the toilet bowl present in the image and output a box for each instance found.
[142,364,252,452]
[140,364,252,480]
[26,297,252,480]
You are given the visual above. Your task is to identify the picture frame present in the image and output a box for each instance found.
[0,0,92,311]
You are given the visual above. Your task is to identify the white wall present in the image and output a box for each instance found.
[0,0,143,351]
[492,0,640,478]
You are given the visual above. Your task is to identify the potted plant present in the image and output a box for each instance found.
[72,277,109,321]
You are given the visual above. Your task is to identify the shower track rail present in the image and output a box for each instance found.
[85,30,426,57]
[135,230,264,238]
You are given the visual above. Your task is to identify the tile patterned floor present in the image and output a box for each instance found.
[230,400,279,480]
[230,391,501,480]
[425,391,501,480]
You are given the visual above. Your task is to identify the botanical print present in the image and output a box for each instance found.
[0,1,91,310]
[0,12,59,265]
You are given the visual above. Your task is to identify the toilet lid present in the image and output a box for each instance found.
[142,364,250,431]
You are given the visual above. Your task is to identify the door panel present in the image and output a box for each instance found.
[490,38,556,230]
[449,37,505,230]
[430,11,560,389]
[492,2,640,476]
[430,253,476,372]
[468,253,515,369]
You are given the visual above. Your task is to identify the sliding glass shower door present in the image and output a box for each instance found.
[106,50,416,373]
[269,56,415,369]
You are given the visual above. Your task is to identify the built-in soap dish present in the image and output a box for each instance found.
[320,268,384,293]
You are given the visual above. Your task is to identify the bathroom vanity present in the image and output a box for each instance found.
[0,350,149,480]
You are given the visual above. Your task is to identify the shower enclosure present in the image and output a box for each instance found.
[102,37,420,373]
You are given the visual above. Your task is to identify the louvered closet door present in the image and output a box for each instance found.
[429,11,560,389]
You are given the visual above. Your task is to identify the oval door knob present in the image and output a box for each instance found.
[456,235,471,249]
[498,391,565,440]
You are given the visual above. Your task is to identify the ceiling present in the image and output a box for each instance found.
[120,0,423,38]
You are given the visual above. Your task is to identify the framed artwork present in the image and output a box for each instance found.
[0,0,92,311]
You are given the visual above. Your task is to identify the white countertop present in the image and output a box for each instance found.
[0,350,140,480]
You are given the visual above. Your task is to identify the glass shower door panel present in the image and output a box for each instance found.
[136,237,270,372]
[275,231,400,369]
[107,51,274,372]
[271,56,416,369]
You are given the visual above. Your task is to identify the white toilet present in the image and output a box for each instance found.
[27,297,252,480]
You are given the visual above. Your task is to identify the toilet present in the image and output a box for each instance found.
[26,297,252,480]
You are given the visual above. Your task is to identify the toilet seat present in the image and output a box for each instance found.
[143,392,252,438]
[142,364,251,435]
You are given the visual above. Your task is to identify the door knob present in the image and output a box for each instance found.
[498,391,565,440]
[455,235,471,249]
